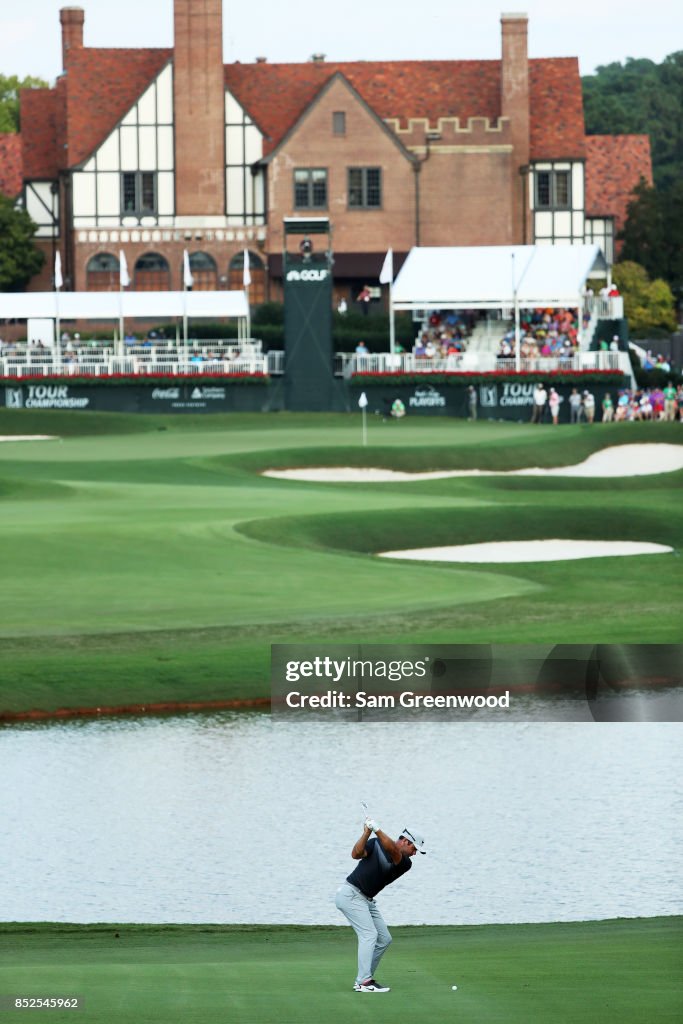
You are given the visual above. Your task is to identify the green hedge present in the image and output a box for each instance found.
[0,374,270,387]
[351,370,628,387]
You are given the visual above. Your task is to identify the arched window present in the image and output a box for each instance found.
[228,250,266,303]
[86,252,119,291]
[187,251,217,291]
[134,252,170,291]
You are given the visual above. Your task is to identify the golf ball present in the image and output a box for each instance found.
[451,985,458,991]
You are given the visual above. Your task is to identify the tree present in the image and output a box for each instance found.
[0,74,49,133]
[582,53,683,193]
[620,180,683,300]
[0,194,45,291]
[612,260,676,334]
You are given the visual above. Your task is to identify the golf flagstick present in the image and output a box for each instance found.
[358,392,368,446]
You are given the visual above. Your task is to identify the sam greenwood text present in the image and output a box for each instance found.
[285,690,511,709]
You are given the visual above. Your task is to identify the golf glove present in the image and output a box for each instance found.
[364,818,379,832]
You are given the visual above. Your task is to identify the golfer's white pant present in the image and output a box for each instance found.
[335,881,392,983]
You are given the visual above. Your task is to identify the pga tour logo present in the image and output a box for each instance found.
[286,268,329,282]
[5,387,23,409]
[479,384,498,408]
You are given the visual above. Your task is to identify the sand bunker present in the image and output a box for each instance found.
[0,435,56,442]
[378,539,673,564]
[264,444,682,563]
[264,444,683,482]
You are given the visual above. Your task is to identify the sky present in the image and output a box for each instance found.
[0,0,681,84]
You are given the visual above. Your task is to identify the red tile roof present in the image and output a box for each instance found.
[225,56,586,159]
[19,49,587,173]
[225,59,502,152]
[584,135,653,232]
[63,47,171,167]
[0,133,23,197]
[20,87,59,179]
[529,58,585,159]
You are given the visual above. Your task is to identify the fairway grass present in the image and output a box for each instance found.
[0,918,680,1024]
[0,411,681,713]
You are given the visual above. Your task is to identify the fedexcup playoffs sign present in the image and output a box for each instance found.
[409,385,446,409]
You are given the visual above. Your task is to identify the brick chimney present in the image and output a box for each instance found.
[173,0,225,216]
[501,12,530,240]
[60,7,84,70]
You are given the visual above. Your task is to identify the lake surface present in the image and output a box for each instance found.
[1,714,681,925]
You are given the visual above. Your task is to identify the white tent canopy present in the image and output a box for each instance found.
[0,290,249,321]
[391,245,607,310]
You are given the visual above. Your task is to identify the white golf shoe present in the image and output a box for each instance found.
[356,979,390,993]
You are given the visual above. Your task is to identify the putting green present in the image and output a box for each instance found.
[0,919,680,1024]
[0,410,681,711]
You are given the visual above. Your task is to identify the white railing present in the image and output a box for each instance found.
[0,337,268,378]
[329,351,624,376]
[0,356,268,378]
[0,348,624,380]
[267,351,285,375]
[585,295,624,320]
[338,353,468,376]
[493,352,622,373]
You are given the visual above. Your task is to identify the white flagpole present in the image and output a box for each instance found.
[389,280,395,357]
[54,251,62,371]
[183,251,193,349]
[243,249,251,341]
[119,250,130,360]
[379,249,395,355]
[512,252,521,373]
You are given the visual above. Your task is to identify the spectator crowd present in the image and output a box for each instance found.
[413,310,472,358]
[498,307,580,360]
[531,382,683,423]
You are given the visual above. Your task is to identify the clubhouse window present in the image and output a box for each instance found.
[348,167,382,209]
[121,171,157,215]
[535,170,571,210]
[294,168,328,209]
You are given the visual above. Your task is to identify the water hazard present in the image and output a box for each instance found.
[1,713,681,925]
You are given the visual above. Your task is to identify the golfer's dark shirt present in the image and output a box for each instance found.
[346,837,412,898]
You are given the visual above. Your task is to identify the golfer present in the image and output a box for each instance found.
[335,817,425,993]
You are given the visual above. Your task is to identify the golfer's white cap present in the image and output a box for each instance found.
[400,828,426,854]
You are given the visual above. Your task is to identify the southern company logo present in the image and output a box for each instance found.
[190,387,226,400]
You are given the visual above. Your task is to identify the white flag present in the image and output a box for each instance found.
[183,250,194,289]
[379,248,393,285]
[119,250,131,288]
[243,249,251,288]
[358,391,368,409]
[54,250,63,290]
